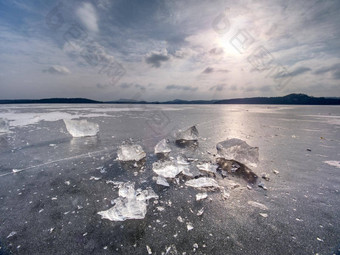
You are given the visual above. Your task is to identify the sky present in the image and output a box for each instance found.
[0,0,339,101]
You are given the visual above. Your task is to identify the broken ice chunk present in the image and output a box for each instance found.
[187,222,194,231]
[0,118,9,133]
[216,138,259,167]
[185,177,220,189]
[7,231,17,239]
[216,158,258,184]
[196,192,208,201]
[196,162,218,174]
[117,144,146,162]
[97,182,157,221]
[154,139,171,154]
[152,160,182,178]
[247,201,268,210]
[63,119,99,137]
[156,176,170,187]
[176,126,199,141]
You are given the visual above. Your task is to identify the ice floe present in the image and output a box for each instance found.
[63,119,99,137]
[117,144,146,161]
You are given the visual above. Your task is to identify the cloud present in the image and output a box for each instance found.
[119,83,146,91]
[314,63,340,79]
[76,3,98,32]
[245,85,272,92]
[145,51,170,68]
[202,67,214,74]
[274,67,311,78]
[166,85,198,91]
[209,84,225,91]
[42,65,70,75]
[209,48,224,55]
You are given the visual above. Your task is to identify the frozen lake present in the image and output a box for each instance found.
[0,104,339,254]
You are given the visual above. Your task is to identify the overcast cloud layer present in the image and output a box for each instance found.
[0,0,339,101]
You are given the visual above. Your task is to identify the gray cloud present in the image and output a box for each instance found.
[166,85,198,91]
[314,63,340,79]
[202,67,214,74]
[274,67,311,78]
[42,65,70,75]
[245,85,272,92]
[209,48,224,55]
[209,84,225,91]
[145,52,170,68]
[119,83,146,91]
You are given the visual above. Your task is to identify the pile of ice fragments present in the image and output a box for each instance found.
[97,125,266,222]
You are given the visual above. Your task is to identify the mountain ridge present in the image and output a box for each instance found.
[0,94,339,105]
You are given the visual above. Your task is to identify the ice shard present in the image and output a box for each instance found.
[98,182,158,221]
[63,119,99,137]
[176,125,199,141]
[216,138,259,167]
[117,144,146,162]
[154,139,171,154]
[185,177,220,189]
[196,162,218,174]
[152,160,182,178]
[0,119,9,133]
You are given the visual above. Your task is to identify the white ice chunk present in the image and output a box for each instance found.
[117,144,146,161]
[196,162,218,174]
[156,176,170,187]
[154,139,171,154]
[216,138,259,167]
[63,119,99,137]
[152,160,182,178]
[185,177,220,189]
[196,192,208,201]
[98,182,158,221]
[324,161,340,168]
[0,118,9,133]
[176,125,199,141]
[247,201,268,210]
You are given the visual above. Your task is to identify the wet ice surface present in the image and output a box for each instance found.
[0,104,340,255]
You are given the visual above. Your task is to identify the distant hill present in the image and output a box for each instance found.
[214,93,340,105]
[0,98,101,104]
[0,94,339,105]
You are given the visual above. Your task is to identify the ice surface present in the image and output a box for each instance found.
[154,139,171,154]
[117,144,146,161]
[63,119,99,137]
[0,118,9,133]
[196,162,218,174]
[152,160,183,178]
[156,176,170,187]
[185,177,220,189]
[176,125,199,141]
[97,182,158,221]
[216,138,259,167]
